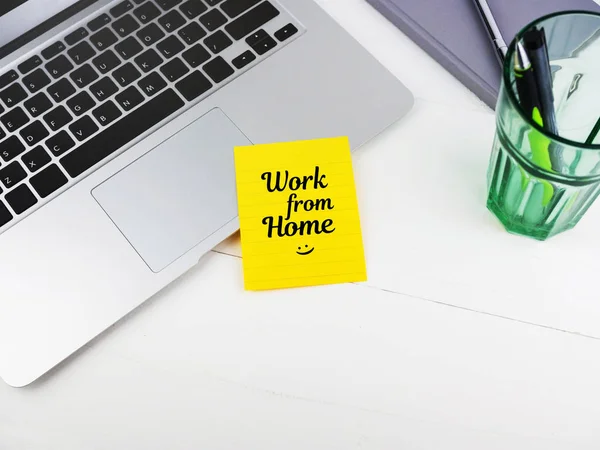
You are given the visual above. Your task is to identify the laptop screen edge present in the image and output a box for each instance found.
[0,0,82,48]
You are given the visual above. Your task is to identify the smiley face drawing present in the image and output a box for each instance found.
[296,244,315,256]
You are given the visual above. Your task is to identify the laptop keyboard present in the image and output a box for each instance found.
[0,0,301,232]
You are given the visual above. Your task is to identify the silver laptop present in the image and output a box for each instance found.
[0,0,413,387]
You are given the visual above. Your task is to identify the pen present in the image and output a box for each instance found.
[514,41,542,121]
[472,0,508,65]
[522,27,559,136]
[514,41,554,205]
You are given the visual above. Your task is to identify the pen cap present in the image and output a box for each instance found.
[497,11,600,182]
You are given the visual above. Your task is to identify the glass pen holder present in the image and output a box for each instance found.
[487,11,600,240]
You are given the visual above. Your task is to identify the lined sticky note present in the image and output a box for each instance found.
[234,136,367,291]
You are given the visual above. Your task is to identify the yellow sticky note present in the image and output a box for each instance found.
[234,136,367,291]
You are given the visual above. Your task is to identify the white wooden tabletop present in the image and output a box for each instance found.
[2,1,600,448]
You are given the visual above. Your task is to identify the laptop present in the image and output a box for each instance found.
[0,0,413,386]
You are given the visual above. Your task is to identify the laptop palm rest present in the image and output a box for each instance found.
[92,108,251,273]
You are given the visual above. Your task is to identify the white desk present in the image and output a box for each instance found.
[3,1,600,448]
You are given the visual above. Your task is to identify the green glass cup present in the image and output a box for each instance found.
[487,11,600,240]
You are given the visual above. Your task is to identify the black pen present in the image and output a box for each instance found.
[514,41,542,120]
[523,27,559,136]
[514,41,554,172]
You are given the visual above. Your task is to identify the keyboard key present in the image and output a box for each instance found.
[24,93,52,117]
[199,9,228,32]
[159,10,186,32]
[115,37,144,59]
[93,49,122,73]
[204,30,232,54]
[175,70,212,101]
[23,68,51,93]
[30,164,68,198]
[43,106,73,131]
[22,146,51,173]
[115,86,144,111]
[182,43,210,67]
[203,56,233,83]
[47,78,76,102]
[245,28,266,45]
[112,14,141,37]
[205,0,223,5]
[60,89,184,178]
[70,64,99,88]
[178,22,207,44]
[155,0,183,10]
[133,1,161,24]
[41,41,66,60]
[245,29,276,55]
[90,77,119,101]
[180,0,207,19]
[6,184,38,214]
[134,49,163,72]
[0,125,5,141]
[45,55,74,79]
[1,107,29,132]
[0,71,19,90]
[0,136,26,161]
[225,1,279,40]
[231,49,255,69]
[160,57,189,81]
[138,72,167,96]
[137,23,166,46]
[0,201,13,227]
[0,162,27,189]
[18,55,43,74]
[274,23,298,41]
[19,121,49,146]
[65,27,89,45]
[0,83,28,108]
[93,101,122,126]
[157,35,185,58]
[46,131,75,156]
[68,41,97,65]
[221,0,260,18]
[113,62,141,86]
[88,13,112,32]
[90,27,119,51]
[133,0,146,3]
[110,0,134,17]
[67,91,96,116]
[69,115,99,140]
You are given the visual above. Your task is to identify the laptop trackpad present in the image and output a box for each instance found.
[92,108,251,272]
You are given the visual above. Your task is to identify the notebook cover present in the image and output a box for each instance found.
[366,0,600,108]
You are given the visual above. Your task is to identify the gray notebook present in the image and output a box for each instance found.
[366,0,600,108]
